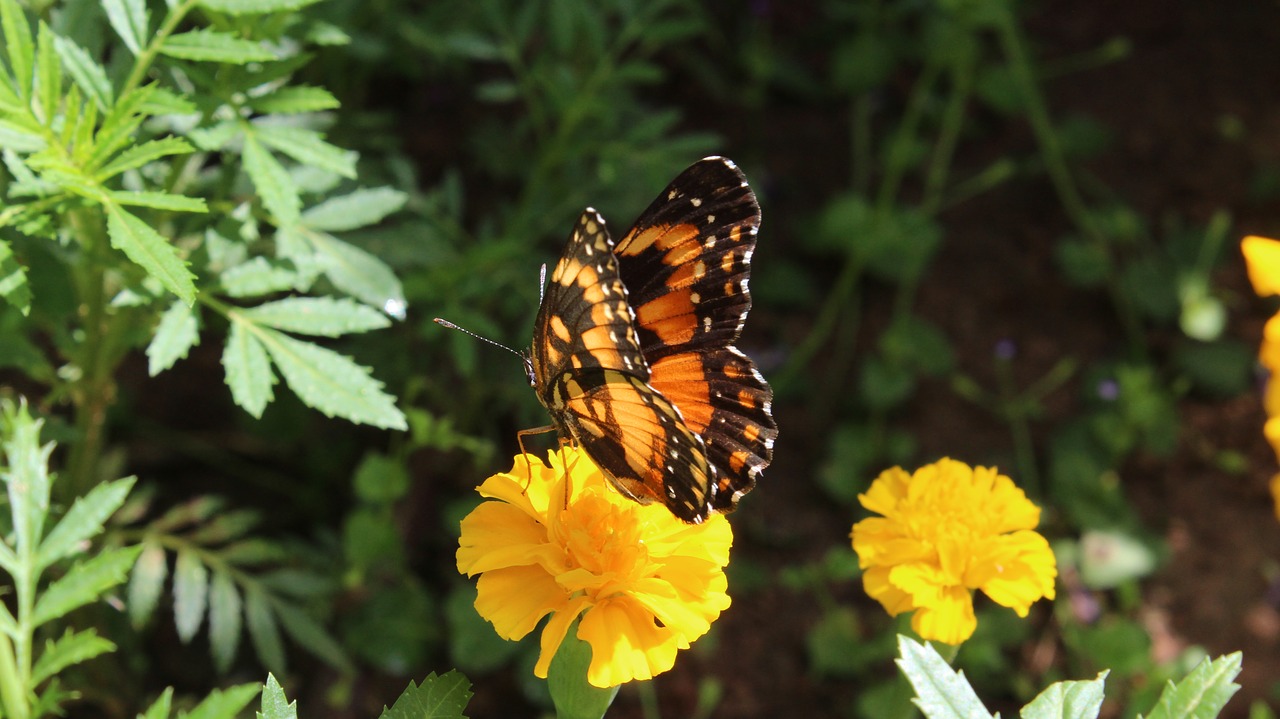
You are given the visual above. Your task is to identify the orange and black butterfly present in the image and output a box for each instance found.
[525,157,776,523]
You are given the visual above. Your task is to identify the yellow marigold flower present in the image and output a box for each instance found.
[850,458,1057,645]
[1243,235,1280,296]
[456,446,733,688]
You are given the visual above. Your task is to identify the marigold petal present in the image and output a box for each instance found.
[533,594,593,679]
[1266,417,1280,465]
[862,566,914,616]
[1243,236,1280,296]
[457,501,558,576]
[911,585,976,645]
[971,532,1058,613]
[1265,377,1280,418]
[579,597,681,687]
[858,466,912,516]
[474,565,566,641]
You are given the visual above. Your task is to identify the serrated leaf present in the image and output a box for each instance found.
[301,187,406,232]
[249,85,338,114]
[199,0,323,14]
[0,603,16,636]
[380,671,473,719]
[109,190,207,213]
[31,545,143,626]
[105,202,197,305]
[36,476,136,569]
[309,232,405,315]
[53,35,113,110]
[254,124,355,178]
[257,326,406,429]
[0,119,47,152]
[88,85,152,169]
[897,636,994,719]
[35,22,61,125]
[223,319,276,417]
[246,588,285,673]
[219,257,299,298]
[147,298,200,376]
[258,674,296,719]
[159,29,275,63]
[244,297,390,337]
[141,87,197,115]
[3,403,52,557]
[243,134,300,226]
[275,601,352,673]
[219,539,289,567]
[96,137,194,180]
[185,682,261,719]
[127,541,167,628]
[0,238,31,315]
[2,0,35,100]
[173,547,208,643]
[208,569,242,674]
[1021,674,1107,719]
[30,628,115,685]
[1143,653,1242,719]
[139,689,173,719]
[188,119,240,151]
[102,0,148,55]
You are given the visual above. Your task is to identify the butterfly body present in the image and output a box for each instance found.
[528,157,776,523]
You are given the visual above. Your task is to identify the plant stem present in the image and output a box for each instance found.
[120,0,201,97]
[63,206,114,502]
[0,630,27,719]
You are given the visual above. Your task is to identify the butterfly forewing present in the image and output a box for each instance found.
[614,157,777,512]
[530,209,716,522]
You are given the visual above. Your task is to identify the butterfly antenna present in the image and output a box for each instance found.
[433,318,526,360]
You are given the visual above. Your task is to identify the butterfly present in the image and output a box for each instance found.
[524,156,777,523]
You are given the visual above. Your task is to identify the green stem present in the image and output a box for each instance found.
[875,61,941,213]
[992,8,1146,359]
[63,206,114,502]
[995,356,1040,497]
[921,54,974,215]
[120,0,201,97]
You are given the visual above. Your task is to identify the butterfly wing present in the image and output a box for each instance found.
[614,157,777,511]
[530,209,716,522]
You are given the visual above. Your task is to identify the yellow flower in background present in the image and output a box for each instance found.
[1243,236,1280,495]
[851,458,1057,645]
[456,446,732,688]
[1243,235,1280,296]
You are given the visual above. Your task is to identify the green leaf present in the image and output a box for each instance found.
[141,87,197,115]
[243,134,300,226]
[208,569,242,674]
[105,202,197,305]
[1021,674,1107,719]
[199,0,324,14]
[1143,653,1242,719]
[184,682,261,719]
[96,137,195,180]
[127,540,167,628]
[1,0,34,100]
[147,298,200,376]
[896,636,994,719]
[188,119,239,151]
[109,190,207,213]
[257,326,406,430]
[2,402,52,558]
[258,675,296,719]
[88,85,152,169]
[159,29,276,63]
[309,233,405,317]
[102,0,148,55]
[301,187,406,232]
[173,547,208,643]
[35,23,61,125]
[31,628,115,685]
[36,476,136,569]
[139,689,173,719]
[31,545,144,626]
[254,124,355,178]
[0,119,47,152]
[219,257,300,298]
[53,35,113,110]
[246,588,285,673]
[379,672,473,719]
[275,601,352,673]
[244,296,390,337]
[0,239,31,315]
[223,320,276,418]
[249,85,339,114]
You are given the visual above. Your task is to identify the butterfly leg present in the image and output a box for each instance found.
[516,424,557,495]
